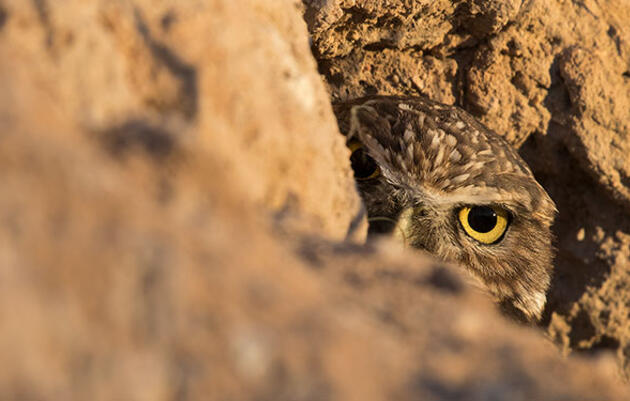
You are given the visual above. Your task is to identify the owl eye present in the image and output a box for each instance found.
[347,140,380,180]
[458,205,510,244]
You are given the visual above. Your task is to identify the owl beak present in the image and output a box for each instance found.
[367,207,425,247]
[392,207,418,247]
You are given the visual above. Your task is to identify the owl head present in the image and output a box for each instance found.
[334,96,557,321]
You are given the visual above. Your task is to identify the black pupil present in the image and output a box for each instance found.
[467,206,497,233]
[350,148,378,179]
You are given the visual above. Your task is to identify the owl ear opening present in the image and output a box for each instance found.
[348,104,413,189]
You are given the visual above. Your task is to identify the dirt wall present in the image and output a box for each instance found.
[0,0,629,399]
[306,0,630,380]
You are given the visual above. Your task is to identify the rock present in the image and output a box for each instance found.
[307,0,630,381]
[0,0,629,399]
[557,45,630,212]
[0,0,361,240]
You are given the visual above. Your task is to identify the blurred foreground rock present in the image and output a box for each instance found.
[0,0,628,399]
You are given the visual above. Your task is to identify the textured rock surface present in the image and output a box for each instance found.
[0,0,629,400]
[307,0,630,379]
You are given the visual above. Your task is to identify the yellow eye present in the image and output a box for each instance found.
[347,139,380,180]
[458,205,510,244]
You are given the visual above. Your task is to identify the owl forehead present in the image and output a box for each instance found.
[350,97,555,219]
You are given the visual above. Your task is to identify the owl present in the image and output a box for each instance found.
[334,95,556,321]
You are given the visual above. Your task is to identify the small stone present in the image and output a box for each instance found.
[576,227,585,241]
